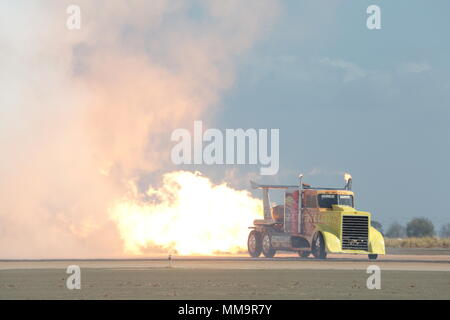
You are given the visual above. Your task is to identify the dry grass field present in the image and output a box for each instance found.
[385,237,450,248]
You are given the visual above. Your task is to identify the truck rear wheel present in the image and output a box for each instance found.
[247,230,262,258]
[262,230,276,258]
[312,232,327,259]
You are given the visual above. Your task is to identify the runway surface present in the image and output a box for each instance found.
[1,252,449,299]
[1,253,450,271]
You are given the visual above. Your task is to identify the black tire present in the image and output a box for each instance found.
[261,230,276,258]
[312,232,327,259]
[368,254,378,260]
[298,251,310,258]
[247,230,262,258]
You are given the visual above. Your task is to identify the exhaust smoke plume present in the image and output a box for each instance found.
[0,1,279,258]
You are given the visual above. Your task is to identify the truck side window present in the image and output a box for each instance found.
[338,195,354,207]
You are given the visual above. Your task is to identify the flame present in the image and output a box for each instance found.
[344,172,352,182]
[110,171,263,255]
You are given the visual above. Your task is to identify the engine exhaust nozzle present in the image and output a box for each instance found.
[344,173,352,190]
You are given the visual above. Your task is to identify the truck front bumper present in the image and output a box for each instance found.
[322,229,386,255]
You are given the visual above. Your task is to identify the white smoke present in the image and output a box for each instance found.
[0,0,279,258]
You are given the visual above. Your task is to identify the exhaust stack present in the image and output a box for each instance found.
[344,173,352,190]
[298,174,304,233]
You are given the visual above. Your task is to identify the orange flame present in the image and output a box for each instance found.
[110,171,263,255]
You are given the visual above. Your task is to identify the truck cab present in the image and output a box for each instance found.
[247,174,385,260]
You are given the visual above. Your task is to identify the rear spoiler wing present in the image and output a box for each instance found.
[250,180,298,190]
[251,178,352,191]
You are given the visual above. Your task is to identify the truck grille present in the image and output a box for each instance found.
[342,216,369,250]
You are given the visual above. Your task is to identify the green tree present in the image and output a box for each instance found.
[406,218,435,238]
[385,222,406,238]
[440,223,450,238]
[371,220,384,234]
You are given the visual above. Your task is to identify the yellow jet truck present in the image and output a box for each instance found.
[247,174,385,260]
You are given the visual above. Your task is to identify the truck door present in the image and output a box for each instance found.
[284,190,299,234]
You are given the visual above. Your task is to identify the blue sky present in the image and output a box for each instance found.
[213,0,450,230]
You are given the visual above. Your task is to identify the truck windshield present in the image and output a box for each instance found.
[318,194,354,208]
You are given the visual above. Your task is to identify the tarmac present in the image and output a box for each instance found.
[1,251,449,299]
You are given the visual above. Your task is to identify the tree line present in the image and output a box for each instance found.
[371,218,450,238]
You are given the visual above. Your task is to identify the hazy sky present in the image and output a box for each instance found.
[214,0,450,229]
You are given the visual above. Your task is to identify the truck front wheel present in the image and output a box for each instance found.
[262,230,276,258]
[312,232,327,259]
[247,230,262,258]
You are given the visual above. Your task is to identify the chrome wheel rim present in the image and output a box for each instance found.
[315,236,321,249]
